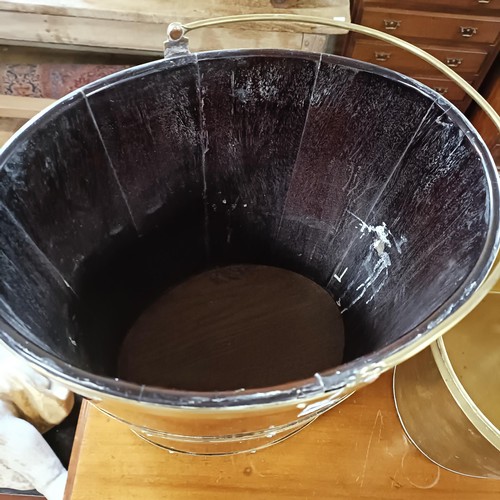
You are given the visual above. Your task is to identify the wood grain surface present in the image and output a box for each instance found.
[0,95,55,119]
[0,0,350,54]
[0,117,26,145]
[65,371,500,499]
[118,265,345,391]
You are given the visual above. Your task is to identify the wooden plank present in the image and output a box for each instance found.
[0,38,162,57]
[0,495,41,499]
[190,26,306,52]
[63,402,89,500]
[0,117,26,145]
[0,1,349,54]
[65,372,500,499]
[0,0,350,31]
[0,95,55,119]
[0,11,318,53]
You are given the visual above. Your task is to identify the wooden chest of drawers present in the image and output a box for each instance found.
[345,0,500,113]
[361,7,500,44]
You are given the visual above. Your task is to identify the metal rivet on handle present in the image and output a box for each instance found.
[167,22,186,41]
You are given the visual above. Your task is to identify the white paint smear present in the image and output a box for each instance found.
[341,212,407,311]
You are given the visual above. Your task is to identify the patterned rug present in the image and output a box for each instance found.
[0,64,129,99]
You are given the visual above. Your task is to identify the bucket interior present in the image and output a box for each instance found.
[0,51,496,392]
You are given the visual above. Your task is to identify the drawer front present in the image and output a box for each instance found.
[351,39,488,76]
[361,7,500,44]
[371,0,500,14]
[450,98,471,113]
[412,76,472,101]
[491,143,500,167]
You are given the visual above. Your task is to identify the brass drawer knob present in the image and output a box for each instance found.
[460,26,478,38]
[445,57,463,68]
[433,87,449,95]
[374,52,391,62]
[383,19,401,30]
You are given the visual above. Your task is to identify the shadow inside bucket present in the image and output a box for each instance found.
[74,206,345,391]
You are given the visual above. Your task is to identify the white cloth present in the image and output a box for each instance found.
[0,343,73,499]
